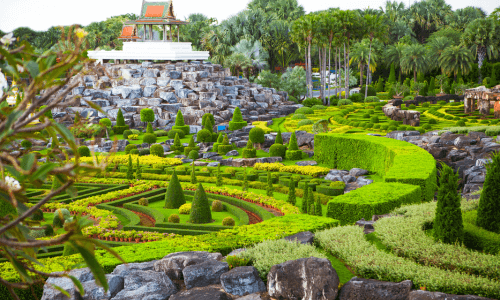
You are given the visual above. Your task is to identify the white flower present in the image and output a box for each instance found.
[0,32,15,46]
[0,70,7,98]
[4,176,21,191]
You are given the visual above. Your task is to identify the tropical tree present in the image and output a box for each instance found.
[350,40,375,87]
[291,14,317,98]
[445,7,486,32]
[461,18,500,83]
[426,36,453,74]
[261,20,297,73]
[362,13,386,97]
[338,10,364,98]
[384,42,406,83]
[401,43,429,82]
[248,0,305,21]
[231,39,269,75]
[180,13,217,50]
[439,46,474,81]
[409,0,452,43]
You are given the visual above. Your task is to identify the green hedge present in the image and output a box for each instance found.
[315,134,436,202]
[316,185,344,196]
[123,203,165,223]
[327,182,422,225]
[462,210,500,255]
[97,204,141,227]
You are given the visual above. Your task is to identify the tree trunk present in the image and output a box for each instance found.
[305,49,308,99]
[323,47,327,104]
[365,42,373,98]
[308,41,313,98]
[328,44,331,105]
[344,43,347,99]
[359,64,364,88]
[346,42,351,99]
[414,69,417,83]
[319,47,324,101]
[478,46,486,84]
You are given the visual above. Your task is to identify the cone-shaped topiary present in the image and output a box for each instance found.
[301,186,309,213]
[113,109,129,134]
[172,110,190,134]
[190,162,197,184]
[266,171,274,197]
[242,139,256,158]
[213,133,224,152]
[307,187,315,215]
[170,133,184,153]
[288,132,298,150]
[218,134,233,155]
[189,183,212,224]
[202,113,215,133]
[146,122,153,134]
[388,63,396,83]
[288,178,296,205]
[135,157,142,180]
[270,131,286,158]
[126,155,134,180]
[285,131,303,160]
[434,163,463,244]
[476,152,500,233]
[242,167,248,191]
[275,130,283,145]
[228,107,247,130]
[164,171,186,209]
[315,197,322,216]
[184,135,200,156]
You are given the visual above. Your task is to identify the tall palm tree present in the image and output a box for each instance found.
[409,0,452,43]
[461,18,500,83]
[338,10,364,98]
[324,10,341,102]
[384,42,405,82]
[401,43,428,82]
[350,40,378,87]
[445,7,486,32]
[363,13,386,97]
[225,53,253,78]
[426,36,453,73]
[439,46,474,81]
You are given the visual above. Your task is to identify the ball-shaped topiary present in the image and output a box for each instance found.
[269,144,286,158]
[52,208,70,228]
[143,133,157,145]
[189,183,212,224]
[77,146,91,157]
[228,107,247,130]
[197,129,213,142]
[337,99,353,106]
[140,108,155,123]
[302,98,322,107]
[249,127,265,144]
[211,200,223,212]
[362,113,371,118]
[31,208,44,221]
[44,225,54,236]
[364,96,380,103]
[428,118,438,124]
[370,116,379,123]
[188,150,199,159]
[295,107,314,114]
[21,140,32,149]
[179,203,191,214]
[297,119,314,127]
[123,130,133,140]
[138,198,149,206]
[168,214,180,223]
[125,144,137,154]
[168,129,185,139]
[222,217,235,226]
[99,118,112,127]
[130,149,140,155]
[150,144,164,157]
[164,171,185,209]
[455,120,466,126]
[291,114,307,120]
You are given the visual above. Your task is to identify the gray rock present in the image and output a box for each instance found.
[349,168,369,177]
[159,91,178,103]
[143,68,159,78]
[170,286,232,300]
[112,270,177,300]
[143,85,157,97]
[220,266,266,296]
[342,175,356,183]
[226,150,239,156]
[41,268,94,300]
[296,131,314,147]
[202,152,219,159]
[112,260,157,277]
[153,251,223,280]
[408,290,493,300]
[284,231,314,245]
[296,160,317,166]
[207,162,220,167]
[476,159,492,167]
[339,277,412,300]
[183,260,229,289]
[267,257,339,300]
[139,77,157,86]
[81,274,124,300]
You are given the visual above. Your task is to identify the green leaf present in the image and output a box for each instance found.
[4,165,20,179]
[66,185,77,198]
[6,253,33,283]
[16,250,44,267]
[25,61,40,78]
[68,275,85,296]
[89,239,125,264]
[54,122,76,145]
[72,242,108,291]
[50,284,70,298]
[31,163,57,182]
[84,100,105,115]
[20,153,36,172]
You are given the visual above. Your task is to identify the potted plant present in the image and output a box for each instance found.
[435,75,448,96]
[392,82,409,99]
[135,233,142,243]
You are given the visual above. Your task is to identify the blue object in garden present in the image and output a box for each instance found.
[217,125,227,131]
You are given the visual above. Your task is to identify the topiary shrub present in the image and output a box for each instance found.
[337,99,353,106]
[184,136,200,156]
[455,120,466,126]
[123,130,133,139]
[211,200,223,212]
[113,109,129,134]
[52,208,70,228]
[189,183,212,224]
[21,140,32,149]
[99,118,112,127]
[146,122,154,134]
[295,107,314,114]
[297,119,313,127]
[476,151,500,233]
[188,150,199,159]
[242,139,256,158]
[370,116,380,123]
[428,118,438,124]
[228,107,247,130]
[409,104,416,109]
[311,105,326,110]
[130,149,139,155]
[164,171,186,209]
[179,203,192,214]
[140,108,155,123]
[125,144,137,154]
[168,129,185,139]
[77,146,90,157]
[222,217,235,226]
[168,214,180,223]
[365,96,380,103]
[172,110,190,135]
[349,93,364,103]
[249,127,265,144]
[138,198,149,206]
[197,129,212,142]
[170,133,184,153]
[434,163,463,244]
[143,133,157,145]
[269,144,286,158]
[362,113,370,118]
[44,225,54,236]
[387,125,397,131]
[31,208,44,221]
[397,125,408,131]
[202,113,215,132]
[360,85,377,97]
[150,144,164,157]
[291,114,307,120]
[218,134,233,155]
[285,132,302,160]
[302,98,322,107]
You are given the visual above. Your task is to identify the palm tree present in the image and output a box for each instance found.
[225,53,253,78]
[384,42,405,82]
[409,0,452,43]
[445,7,486,32]
[363,13,386,97]
[338,10,364,98]
[401,43,428,83]
[350,41,374,87]
[439,46,474,81]
[231,39,269,74]
[324,10,341,102]
[461,18,500,83]
[426,36,453,73]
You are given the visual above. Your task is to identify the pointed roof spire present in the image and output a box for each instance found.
[166,0,175,19]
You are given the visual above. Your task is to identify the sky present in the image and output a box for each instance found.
[0,0,497,33]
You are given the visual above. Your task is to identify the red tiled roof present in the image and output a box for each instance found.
[145,5,164,18]
[118,26,140,39]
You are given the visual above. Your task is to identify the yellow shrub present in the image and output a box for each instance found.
[76,155,182,168]
[254,163,330,177]
[179,203,191,214]
[251,121,273,134]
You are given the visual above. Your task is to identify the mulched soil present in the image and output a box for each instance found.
[129,210,155,227]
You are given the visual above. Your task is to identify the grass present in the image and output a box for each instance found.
[317,248,355,284]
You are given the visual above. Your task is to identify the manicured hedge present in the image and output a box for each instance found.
[98,204,141,227]
[462,210,500,255]
[315,134,436,201]
[327,182,422,225]
[124,203,165,223]
[316,185,344,196]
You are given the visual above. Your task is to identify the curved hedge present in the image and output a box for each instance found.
[314,134,436,202]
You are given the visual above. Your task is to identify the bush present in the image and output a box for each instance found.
[422,102,430,107]
[428,118,438,124]
[140,108,155,123]
[189,183,212,224]
[77,146,91,157]
[337,99,353,106]
[138,198,149,206]
[52,208,70,228]
[295,107,314,114]
[188,150,199,159]
[146,122,154,134]
[164,171,186,209]
[113,109,129,134]
[409,104,416,109]
[370,116,379,123]
[302,98,322,107]
[388,125,397,131]
[297,119,314,127]
[197,129,212,142]
[380,125,389,130]
[422,124,432,130]
[168,129,185,139]
[462,210,500,255]
[21,140,32,149]
[311,105,326,110]
[362,113,370,118]
[456,120,466,126]
[143,133,157,145]
[291,114,307,120]
[226,255,251,269]
[349,93,364,103]
[249,127,265,144]
[476,151,500,233]
[365,96,380,103]
[99,118,112,127]
[211,200,223,212]
[168,214,180,223]
[123,130,133,139]
[228,107,247,130]
[360,85,377,97]
[172,110,190,135]
[184,136,200,156]
[130,149,140,155]
[178,203,191,214]
[222,217,235,226]
[125,144,137,154]
[155,130,168,137]
[128,134,139,140]
[397,126,407,131]
[150,144,164,157]
[269,144,286,158]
